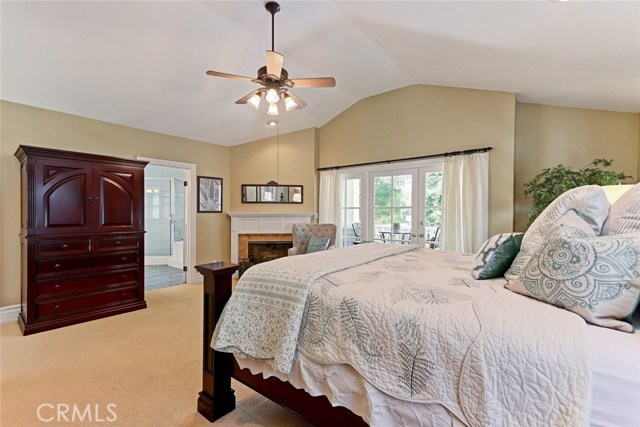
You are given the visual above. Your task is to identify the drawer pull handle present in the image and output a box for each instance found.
[53,263,62,269]
[61,244,70,249]
[53,304,60,310]
[122,274,128,280]
[115,240,122,246]
[121,257,128,262]
[121,292,127,298]
[54,284,62,289]
[87,196,93,201]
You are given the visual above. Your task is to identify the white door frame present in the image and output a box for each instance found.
[137,156,198,284]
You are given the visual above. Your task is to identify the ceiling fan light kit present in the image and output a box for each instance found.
[206,1,335,116]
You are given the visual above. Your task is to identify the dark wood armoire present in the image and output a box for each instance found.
[15,145,148,335]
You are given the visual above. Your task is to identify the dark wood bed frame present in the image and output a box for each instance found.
[195,262,368,426]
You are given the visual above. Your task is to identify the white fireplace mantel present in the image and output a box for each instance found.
[228,212,316,264]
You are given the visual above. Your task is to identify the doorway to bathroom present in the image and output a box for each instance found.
[141,159,196,291]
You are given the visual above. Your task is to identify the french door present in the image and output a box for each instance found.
[340,160,442,247]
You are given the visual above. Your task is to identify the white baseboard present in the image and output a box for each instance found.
[0,304,21,324]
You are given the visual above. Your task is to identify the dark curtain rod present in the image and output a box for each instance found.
[316,146,493,171]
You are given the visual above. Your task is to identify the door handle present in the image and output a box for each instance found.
[419,233,424,238]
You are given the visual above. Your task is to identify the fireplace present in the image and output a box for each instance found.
[239,240,292,277]
[228,212,316,277]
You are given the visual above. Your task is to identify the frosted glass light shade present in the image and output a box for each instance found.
[284,93,297,111]
[265,88,280,104]
[247,93,261,109]
[267,103,279,116]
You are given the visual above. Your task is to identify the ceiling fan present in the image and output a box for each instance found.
[206,1,336,116]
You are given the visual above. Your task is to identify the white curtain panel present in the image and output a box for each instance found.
[441,152,489,253]
[319,170,343,246]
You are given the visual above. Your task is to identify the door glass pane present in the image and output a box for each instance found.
[342,178,361,246]
[424,171,443,248]
[373,174,412,244]
[174,179,185,242]
[144,178,171,256]
[373,176,391,207]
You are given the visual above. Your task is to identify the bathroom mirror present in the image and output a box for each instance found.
[242,184,303,204]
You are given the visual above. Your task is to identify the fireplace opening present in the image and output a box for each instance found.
[239,241,292,277]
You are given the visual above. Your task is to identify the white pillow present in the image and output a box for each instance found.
[601,183,640,235]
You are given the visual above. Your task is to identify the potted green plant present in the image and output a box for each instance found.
[524,158,632,225]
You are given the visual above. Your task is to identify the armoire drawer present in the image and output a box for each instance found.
[95,236,140,252]
[36,269,139,298]
[37,252,139,275]
[36,239,91,257]
[36,286,140,319]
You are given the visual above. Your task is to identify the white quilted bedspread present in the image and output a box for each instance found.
[213,244,591,427]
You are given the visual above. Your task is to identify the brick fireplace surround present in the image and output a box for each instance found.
[229,212,316,269]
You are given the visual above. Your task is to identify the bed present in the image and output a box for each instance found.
[196,184,640,427]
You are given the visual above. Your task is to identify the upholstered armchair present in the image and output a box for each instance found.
[288,223,337,256]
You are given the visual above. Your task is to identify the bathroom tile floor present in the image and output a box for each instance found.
[145,265,185,291]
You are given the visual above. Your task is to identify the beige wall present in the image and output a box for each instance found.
[319,84,517,236]
[229,128,318,214]
[514,103,639,231]
[0,101,231,307]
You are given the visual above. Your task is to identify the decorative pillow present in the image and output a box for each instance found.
[505,209,597,282]
[506,232,640,332]
[306,235,330,254]
[472,233,524,279]
[601,183,640,235]
[522,185,609,251]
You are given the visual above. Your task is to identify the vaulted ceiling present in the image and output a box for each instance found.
[2,1,639,147]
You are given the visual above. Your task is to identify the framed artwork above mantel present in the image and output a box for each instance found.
[242,184,303,204]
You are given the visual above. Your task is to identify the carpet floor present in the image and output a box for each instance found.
[0,284,313,427]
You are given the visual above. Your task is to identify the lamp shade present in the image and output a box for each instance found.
[601,184,635,204]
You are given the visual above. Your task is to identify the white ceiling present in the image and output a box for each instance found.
[2,1,639,147]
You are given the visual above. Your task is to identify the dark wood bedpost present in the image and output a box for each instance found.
[194,262,240,422]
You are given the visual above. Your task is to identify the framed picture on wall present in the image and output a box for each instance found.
[198,176,223,213]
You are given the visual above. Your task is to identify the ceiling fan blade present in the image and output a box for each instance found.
[235,89,262,104]
[206,70,254,82]
[286,91,306,109]
[290,77,336,88]
[266,51,284,78]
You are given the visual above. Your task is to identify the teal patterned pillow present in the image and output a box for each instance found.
[472,233,524,279]
[507,232,640,332]
[306,235,330,254]
[506,210,597,283]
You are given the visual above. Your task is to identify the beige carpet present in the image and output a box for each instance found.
[0,284,313,427]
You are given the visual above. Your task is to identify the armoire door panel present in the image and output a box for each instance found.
[35,160,92,234]
[93,166,141,231]
[45,176,88,227]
